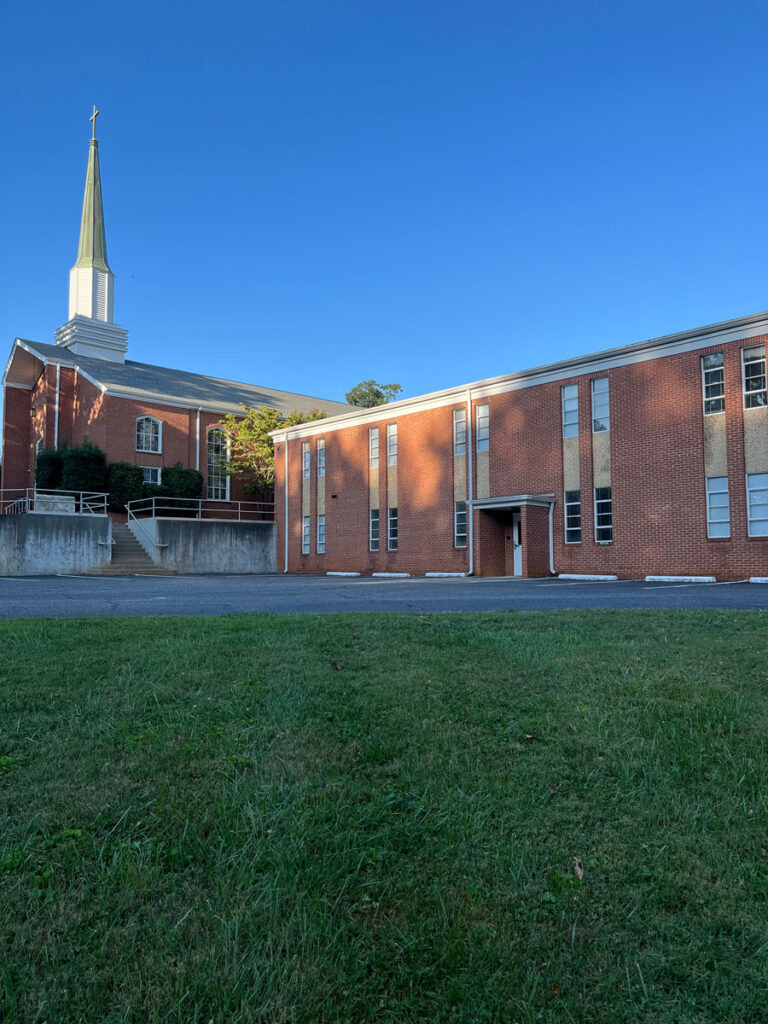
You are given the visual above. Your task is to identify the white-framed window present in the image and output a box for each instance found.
[705,476,730,538]
[369,508,380,552]
[317,514,326,553]
[564,490,581,543]
[317,438,326,478]
[388,507,398,550]
[702,353,725,415]
[453,408,467,456]
[562,384,578,438]
[454,501,468,548]
[594,487,612,542]
[302,441,311,479]
[746,472,768,537]
[476,403,489,452]
[369,427,379,470]
[136,415,161,453]
[141,466,161,485]
[302,516,311,554]
[207,427,229,500]
[742,344,767,409]
[591,379,610,432]
[387,424,398,467]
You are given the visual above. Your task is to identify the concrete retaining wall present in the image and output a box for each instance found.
[0,513,111,576]
[127,517,276,574]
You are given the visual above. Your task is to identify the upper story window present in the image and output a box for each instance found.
[476,403,489,452]
[591,378,610,432]
[453,408,467,456]
[207,427,229,500]
[562,384,578,438]
[317,438,326,478]
[387,423,398,467]
[369,427,379,470]
[302,441,311,480]
[702,353,725,415]
[742,344,767,409]
[136,416,161,453]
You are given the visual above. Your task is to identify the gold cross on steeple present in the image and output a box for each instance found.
[90,105,100,140]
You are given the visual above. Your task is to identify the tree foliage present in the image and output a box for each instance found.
[217,405,326,495]
[344,380,402,407]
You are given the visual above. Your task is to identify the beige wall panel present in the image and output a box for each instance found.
[592,431,611,488]
[703,415,728,477]
[317,476,325,516]
[369,467,379,510]
[302,478,310,518]
[744,407,768,474]
[387,466,398,508]
[476,452,490,499]
[562,436,580,491]
[453,455,467,501]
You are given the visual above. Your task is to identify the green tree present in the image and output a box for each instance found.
[217,405,326,496]
[345,380,402,407]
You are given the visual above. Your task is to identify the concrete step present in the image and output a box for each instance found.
[98,522,176,576]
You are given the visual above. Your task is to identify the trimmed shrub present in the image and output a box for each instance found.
[35,449,63,489]
[60,443,108,493]
[162,463,203,499]
[107,462,144,511]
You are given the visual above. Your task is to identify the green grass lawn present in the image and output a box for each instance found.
[1,610,767,1023]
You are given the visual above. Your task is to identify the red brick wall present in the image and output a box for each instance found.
[1,386,32,491]
[279,334,768,579]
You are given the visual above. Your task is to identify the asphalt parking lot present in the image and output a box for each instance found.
[1,573,767,619]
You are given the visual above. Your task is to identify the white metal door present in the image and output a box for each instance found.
[512,512,522,576]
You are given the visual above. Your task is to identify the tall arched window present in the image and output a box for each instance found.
[136,416,161,453]
[207,428,229,500]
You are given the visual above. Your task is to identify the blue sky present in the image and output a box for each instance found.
[2,1,767,405]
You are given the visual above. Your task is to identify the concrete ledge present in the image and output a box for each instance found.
[749,577,768,583]
[327,571,361,577]
[372,572,411,578]
[645,575,716,583]
[425,572,467,577]
[127,517,276,574]
[558,573,618,581]
[0,513,111,576]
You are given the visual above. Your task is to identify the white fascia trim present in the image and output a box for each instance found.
[272,311,768,443]
[13,340,108,394]
[645,575,717,583]
[558,573,618,581]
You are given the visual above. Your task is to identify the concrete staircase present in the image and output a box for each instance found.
[99,522,176,576]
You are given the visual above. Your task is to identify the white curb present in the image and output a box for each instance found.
[558,573,618,581]
[371,572,411,578]
[644,575,716,583]
[425,572,467,577]
[749,577,768,583]
[326,571,360,577]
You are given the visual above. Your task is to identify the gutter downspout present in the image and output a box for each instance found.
[548,499,555,576]
[466,388,474,576]
[53,365,61,449]
[195,408,201,471]
[283,432,289,574]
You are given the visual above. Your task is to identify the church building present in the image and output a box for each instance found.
[1,112,349,502]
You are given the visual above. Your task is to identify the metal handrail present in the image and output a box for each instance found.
[124,496,275,522]
[0,489,109,516]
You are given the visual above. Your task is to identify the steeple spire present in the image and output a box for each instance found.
[54,108,128,362]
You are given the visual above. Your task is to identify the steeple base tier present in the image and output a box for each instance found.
[54,315,129,363]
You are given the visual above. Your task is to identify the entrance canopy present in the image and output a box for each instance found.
[469,493,555,511]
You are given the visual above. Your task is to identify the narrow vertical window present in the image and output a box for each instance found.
[302,441,311,479]
[453,408,467,456]
[454,501,468,548]
[746,473,768,536]
[369,427,379,469]
[702,353,725,415]
[742,344,767,408]
[594,487,612,542]
[562,385,578,438]
[317,514,326,553]
[369,508,380,551]
[387,424,398,466]
[476,403,489,452]
[564,490,581,543]
[705,476,730,538]
[317,438,325,477]
[388,507,398,550]
[207,428,229,500]
[591,379,610,432]
[301,515,311,554]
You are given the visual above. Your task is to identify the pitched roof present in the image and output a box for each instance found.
[6,340,352,417]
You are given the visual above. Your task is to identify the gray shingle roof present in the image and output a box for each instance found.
[19,341,352,417]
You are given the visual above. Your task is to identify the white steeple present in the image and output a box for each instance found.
[55,107,129,362]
